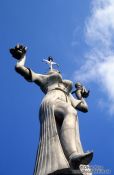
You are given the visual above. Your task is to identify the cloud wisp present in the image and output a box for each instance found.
[74,0,114,114]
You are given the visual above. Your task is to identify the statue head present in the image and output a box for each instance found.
[75,82,82,89]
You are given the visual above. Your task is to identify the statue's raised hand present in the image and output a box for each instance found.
[10,44,27,60]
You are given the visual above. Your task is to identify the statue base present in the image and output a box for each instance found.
[48,168,83,175]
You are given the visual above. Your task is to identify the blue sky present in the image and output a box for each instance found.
[0,0,114,174]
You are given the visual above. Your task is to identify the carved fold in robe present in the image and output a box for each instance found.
[33,89,83,175]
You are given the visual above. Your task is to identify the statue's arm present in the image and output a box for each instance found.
[15,55,47,85]
[75,90,88,113]
[70,91,88,113]
[76,98,88,113]
[10,44,47,85]
[15,55,30,78]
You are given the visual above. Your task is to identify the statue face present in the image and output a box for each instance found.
[75,82,82,88]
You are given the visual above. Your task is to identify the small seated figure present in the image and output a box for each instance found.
[72,82,90,100]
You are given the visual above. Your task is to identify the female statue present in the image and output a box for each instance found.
[10,45,93,175]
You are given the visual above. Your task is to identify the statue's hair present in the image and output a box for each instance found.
[47,69,61,74]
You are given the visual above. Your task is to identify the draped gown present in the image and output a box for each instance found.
[29,69,87,175]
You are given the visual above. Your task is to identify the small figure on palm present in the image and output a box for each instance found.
[10,44,27,60]
[72,82,90,100]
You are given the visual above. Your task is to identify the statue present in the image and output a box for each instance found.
[42,56,59,71]
[10,45,93,175]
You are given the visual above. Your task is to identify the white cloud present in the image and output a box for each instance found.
[74,0,114,114]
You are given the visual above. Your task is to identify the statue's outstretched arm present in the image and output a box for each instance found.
[10,44,47,85]
[15,55,30,77]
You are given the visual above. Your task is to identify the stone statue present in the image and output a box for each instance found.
[42,56,59,71]
[10,45,93,175]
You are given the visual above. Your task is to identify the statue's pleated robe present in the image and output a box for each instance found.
[33,90,92,175]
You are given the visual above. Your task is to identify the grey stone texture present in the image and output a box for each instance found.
[10,45,93,175]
